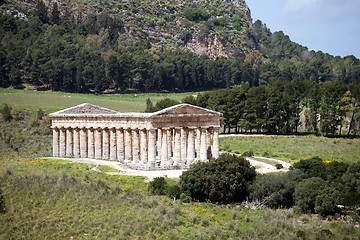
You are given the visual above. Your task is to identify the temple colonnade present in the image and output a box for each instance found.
[49,103,221,170]
[52,126,219,169]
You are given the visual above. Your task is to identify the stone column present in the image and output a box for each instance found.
[124,129,132,161]
[132,129,140,164]
[199,127,207,161]
[59,127,66,156]
[157,129,162,159]
[110,128,117,160]
[148,128,156,167]
[140,129,148,164]
[187,127,196,166]
[52,127,59,157]
[181,128,188,161]
[173,128,181,166]
[80,128,87,158]
[196,129,201,159]
[116,128,125,161]
[66,127,73,157]
[102,128,110,159]
[73,128,80,158]
[88,128,95,158]
[206,128,212,160]
[167,128,172,159]
[212,127,220,159]
[160,128,168,166]
[95,128,102,159]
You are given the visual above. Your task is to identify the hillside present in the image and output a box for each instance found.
[1,0,253,59]
[0,0,359,93]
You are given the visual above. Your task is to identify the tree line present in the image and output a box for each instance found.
[1,8,360,93]
[148,79,360,136]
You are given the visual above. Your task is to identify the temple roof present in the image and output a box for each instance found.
[49,103,120,117]
[49,103,221,118]
[152,104,222,117]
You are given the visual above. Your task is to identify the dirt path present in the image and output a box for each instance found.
[46,156,290,181]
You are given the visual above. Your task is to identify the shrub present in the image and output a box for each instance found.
[275,163,283,169]
[37,108,44,120]
[314,186,341,216]
[29,116,40,127]
[342,161,360,193]
[148,177,168,195]
[179,193,191,203]
[249,170,306,208]
[0,188,5,213]
[243,150,254,157]
[10,106,23,120]
[293,157,349,182]
[180,153,256,203]
[1,104,12,122]
[294,177,340,215]
[167,184,181,199]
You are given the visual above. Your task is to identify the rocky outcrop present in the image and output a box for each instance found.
[186,35,231,59]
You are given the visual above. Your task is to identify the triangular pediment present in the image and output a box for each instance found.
[49,103,119,116]
[153,104,221,116]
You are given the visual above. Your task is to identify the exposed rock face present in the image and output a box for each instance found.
[186,35,231,59]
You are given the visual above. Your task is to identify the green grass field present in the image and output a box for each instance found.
[0,88,196,112]
[1,156,359,239]
[220,135,360,164]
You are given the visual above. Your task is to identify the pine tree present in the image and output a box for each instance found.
[50,2,60,24]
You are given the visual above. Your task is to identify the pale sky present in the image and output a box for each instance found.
[247,0,360,59]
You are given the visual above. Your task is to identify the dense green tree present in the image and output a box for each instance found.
[264,77,285,133]
[314,186,341,216]
[180,153,256,203]
[50,2,61,25]
[249,170,307,208]
[342,162,360,193]
[35,0,49,24]
[243,86,267,132]
[320,81,347,136]
[294,177,327,213]
[293,157,349,182]
[147,98,180,112]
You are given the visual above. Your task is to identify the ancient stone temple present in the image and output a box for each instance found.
[49,103,221,170]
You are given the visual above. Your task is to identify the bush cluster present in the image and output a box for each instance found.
[250,157,360,217]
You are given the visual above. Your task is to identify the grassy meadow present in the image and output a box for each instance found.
[0,88,196,112]
[220,135,360,164]
[1,156,359,239]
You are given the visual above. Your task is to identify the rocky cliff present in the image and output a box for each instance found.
[1,0,254,59]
